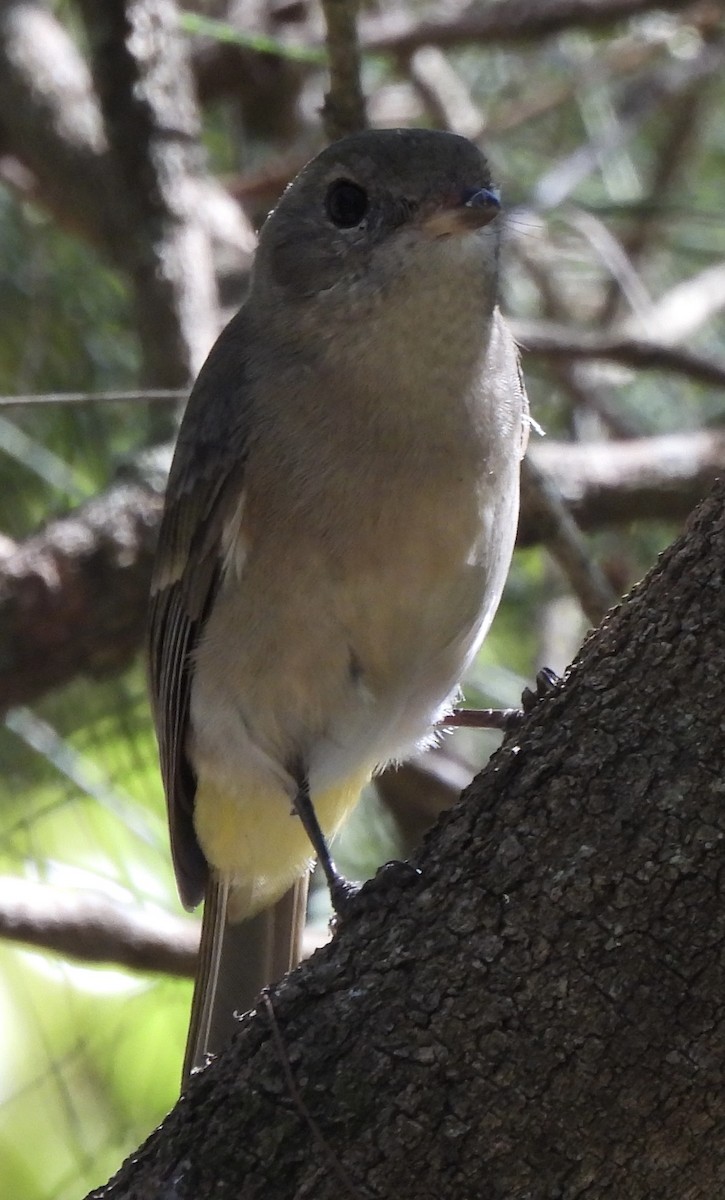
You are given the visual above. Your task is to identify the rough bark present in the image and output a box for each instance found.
[0,480,162,709]
[89,478,725,1199]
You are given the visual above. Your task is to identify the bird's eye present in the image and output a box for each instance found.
[325,180,369,228]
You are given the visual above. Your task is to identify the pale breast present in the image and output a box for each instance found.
[191,307,527,796]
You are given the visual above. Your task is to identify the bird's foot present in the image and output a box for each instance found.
[520,666,560,712]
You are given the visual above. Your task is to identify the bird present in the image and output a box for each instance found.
[147,126,529,1083]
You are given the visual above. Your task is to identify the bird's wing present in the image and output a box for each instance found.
[147,314,253,909]
[491,307,530,459]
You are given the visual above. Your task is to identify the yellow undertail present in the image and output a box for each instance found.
[193,768,371,920]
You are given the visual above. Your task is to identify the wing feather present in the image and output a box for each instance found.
[147,312,253,909]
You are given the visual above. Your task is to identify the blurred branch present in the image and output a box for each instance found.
[75,0,219,389]
[523,431,725,539]
[600,78,710,324]
[408,45,484,139]
[185,1,702,124]
[321,0,366,139]
[375,754,473,856]
[2,430,724,709]
[619,261,725,345]
[0,0,120,251]
[511,319,725,389]
[532,42,724,210]
[0,877,331,976]
[365,0,699,55]
[0,479,162,711]
[488,33,663,135]
[514,235,645,439]
[0,1,254,286]
[0,878,197,977]
[189,10,309,142]
[521,457,617,625]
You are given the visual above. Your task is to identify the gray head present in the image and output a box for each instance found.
[251,129,501,315]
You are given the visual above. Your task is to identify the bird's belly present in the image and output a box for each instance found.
[193,767,368,916]
[307,552,502,792]
[191,453,519,839]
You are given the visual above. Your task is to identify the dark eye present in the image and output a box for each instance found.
[325,180,369,228]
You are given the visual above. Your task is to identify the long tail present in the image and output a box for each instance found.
[182,876,308,1084]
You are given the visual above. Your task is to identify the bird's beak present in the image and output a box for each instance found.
[421,187,500,238]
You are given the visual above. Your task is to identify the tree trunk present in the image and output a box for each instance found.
[90,478,725,1199]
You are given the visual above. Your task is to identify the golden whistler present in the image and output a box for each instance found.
[148,128,528,1081]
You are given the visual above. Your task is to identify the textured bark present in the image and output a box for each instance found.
[0,480,162,710]
[89,479,725,1198]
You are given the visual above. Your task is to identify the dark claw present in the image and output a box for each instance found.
[521,666,560,712]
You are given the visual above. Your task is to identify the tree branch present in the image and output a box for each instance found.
[75,0,220,389]
[510,318,725,390]
[88,477,725,1198]
[0,878,197,977]
[523,431,725,538]
[0,478,162,710]
[320,0,367,139]
[521,456,617,624]
[0,876,333,978]
[364,0,698,56]
[0,0,120,251]
[0,2,254,286]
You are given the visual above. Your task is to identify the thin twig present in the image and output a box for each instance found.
[262,991,367,1200]
[521,457,618,627]
[320,0,366,140]
[0,389,186,407]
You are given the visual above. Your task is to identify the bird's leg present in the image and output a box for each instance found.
[442,668,561,731]
[291,771,358,916]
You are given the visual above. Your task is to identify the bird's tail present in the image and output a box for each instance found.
[182,875,308,1084]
